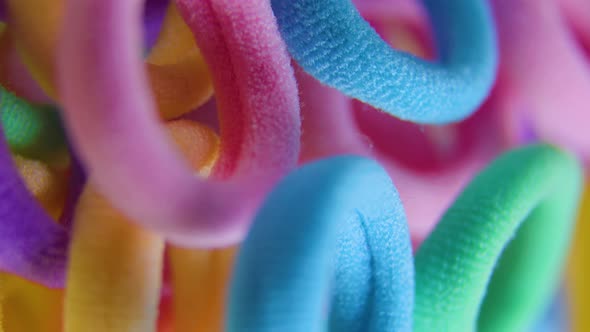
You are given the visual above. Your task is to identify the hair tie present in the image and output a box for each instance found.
[0,134,69,288]
[492,0,590,161]
[227,156,414,331]
[414,144,582,331]
[270,0,497,124]
[567,182,590,332]
[58,0,299,247]
[0,87,67,166]
[143,0,169,50]
[65,120,219,332]
[6,0,213,118]
[296,64,500,247]
[0,272,63,332]
[0,26,51,103]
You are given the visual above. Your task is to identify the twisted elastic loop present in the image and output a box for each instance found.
[270,0,497,124]
[0,87,68,166]
[414,144,583,331]
[58,0,300,247]
[228,156,414,331]
[0,131,68,288]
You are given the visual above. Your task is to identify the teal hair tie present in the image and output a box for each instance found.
[0,87,68,164]
[414,144,583,331]
[270,0,497,124]
[227,156,414,331]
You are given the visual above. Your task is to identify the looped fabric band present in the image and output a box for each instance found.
[0,87,67,165]
[227,156,414,331]
[58,0,300,247]
[568,182,590,332]
[270,0,498,124]
[227,144,581,331]
[4,0,174,99]
[492,0,590,162]
[414,144,583,331]
[0,130,68,288]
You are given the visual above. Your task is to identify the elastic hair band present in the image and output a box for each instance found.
[227,156,414,331]
[270,0,498,124]
[7,0,213,119]
[58,0,300,247]
[492,0,590,161]
[65,187,164,332]
[567,182,590,332]
[414,144,583,331]
[0,131,69,288]
[0,87,67,166]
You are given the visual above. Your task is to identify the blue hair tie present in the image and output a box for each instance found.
[227,156,414,331]
[270,0,497,124]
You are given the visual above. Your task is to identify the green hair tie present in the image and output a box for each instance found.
[0,87,68,166]
[414,144,583,331]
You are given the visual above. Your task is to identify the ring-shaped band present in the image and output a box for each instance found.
[0,131,69,288]
[567,182,590,332]
[492,0,590,162]
[58,0,300,247]
[270,0,497,124]
[228,156,414,331]
[414,144,583,331]
[0,87,67,165]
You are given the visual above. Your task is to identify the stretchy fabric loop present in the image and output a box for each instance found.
[0,272,63,332]
[0,131,68,288]
[567,182,590,332]
[0,87,68,166]
[0,26,51,103]
[169,247,236,332]
[228,156,414,331]
[146,1,213,119]
[13,154,68,220]
[65,187,164,332]
[65,120,220,332]
[58,0,299,247]
[270,0,497,124]
[7,0,211,117]
[492,0,590,161]
[5,0,61,97]
[414,144,583,331]
[143,0,169,50]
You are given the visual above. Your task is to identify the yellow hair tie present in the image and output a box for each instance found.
[169,247,236,332]
[5,0,213,119]
[0,273,62,332]
[65,188,165,332]
[568,181,590,332]
[65,120,219,332]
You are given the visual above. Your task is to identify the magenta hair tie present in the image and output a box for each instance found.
[560,0,590,49]
[492,0,590,162]
[57,0,300,247]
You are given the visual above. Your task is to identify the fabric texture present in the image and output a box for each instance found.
[270,0,497,124]
[492,0,590,162]
[65,187,164,332]
[57,0,300,247]
[414,144,583,331]
[567,182,590,332]
[65,120,219,332]
[0,128,68,288]
[0,87,67,166]
[228,155,414,331]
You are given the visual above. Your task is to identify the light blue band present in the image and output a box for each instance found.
[227,156,414,331]
[270,0,497,124]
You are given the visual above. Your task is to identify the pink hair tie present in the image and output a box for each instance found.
[492,0,590,162]
[58,0,300,247]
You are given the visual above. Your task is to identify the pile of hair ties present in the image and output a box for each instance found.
[0,0,588,331]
